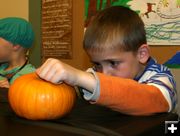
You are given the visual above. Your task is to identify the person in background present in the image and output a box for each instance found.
[36,6,177,116]
[0,17,35,88]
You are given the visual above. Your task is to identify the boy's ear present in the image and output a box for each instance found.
[137,44,150,64]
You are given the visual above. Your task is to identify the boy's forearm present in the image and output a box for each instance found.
[95,73,169,115]
[75,69,96,93]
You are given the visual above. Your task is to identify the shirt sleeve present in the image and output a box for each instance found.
[82,68,100,102]
[99,73,173,115]
[83,68,171,115]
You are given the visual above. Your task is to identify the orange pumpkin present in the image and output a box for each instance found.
[8,73,76,120]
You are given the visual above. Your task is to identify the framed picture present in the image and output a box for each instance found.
[41,0,73,60]
[85,0,180,45]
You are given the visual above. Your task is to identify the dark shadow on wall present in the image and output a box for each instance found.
[29,0,41,68]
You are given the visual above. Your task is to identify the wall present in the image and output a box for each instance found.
[171,69,180,116]
[60,0,91,70]
[0,0,28,19]
[29,0,41,68]
[150,46,180,64]
[29,0,91,70]
[2,0,178,69]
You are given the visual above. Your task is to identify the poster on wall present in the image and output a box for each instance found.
[41,0,72,61]
[85,0,180,45]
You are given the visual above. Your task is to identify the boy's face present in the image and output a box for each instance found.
[0,38,13,62]
[87,49,147,79]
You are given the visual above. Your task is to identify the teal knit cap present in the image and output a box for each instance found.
[0,17,34,48]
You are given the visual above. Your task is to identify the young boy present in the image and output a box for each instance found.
[0,17,35,88]
[36,6,177,115]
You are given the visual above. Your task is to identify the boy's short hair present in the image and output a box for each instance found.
[0,17,34,48]
[83,6,147,52]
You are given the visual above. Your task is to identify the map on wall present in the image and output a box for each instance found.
[85,0,180,45]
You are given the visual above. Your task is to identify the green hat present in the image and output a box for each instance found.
[0,17,34,48]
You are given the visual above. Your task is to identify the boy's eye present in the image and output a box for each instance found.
[109,61,120,68]
[92,63,102,72]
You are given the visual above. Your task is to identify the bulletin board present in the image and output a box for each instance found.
[41,0,73,60]
[85,0,180,45]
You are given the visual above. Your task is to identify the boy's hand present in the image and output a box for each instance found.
[36,58,96,93]
[0,79,10,88]
[36,58,79,85]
